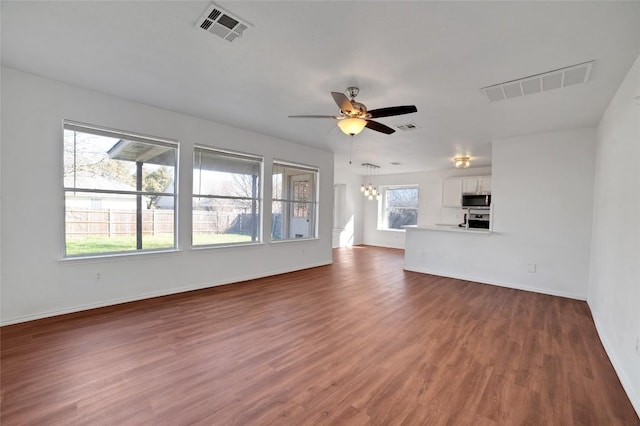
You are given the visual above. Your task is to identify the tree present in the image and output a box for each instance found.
[227,173,258,210]
[63,129,134,186]
[385,187,419,229]
[142,167,171,208]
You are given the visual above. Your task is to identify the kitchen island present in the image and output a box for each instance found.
[404,221,591,301]
[404,226,497,285]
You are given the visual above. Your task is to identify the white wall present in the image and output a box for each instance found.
[333,168,364,247]
[405,128,596,300]
[588,54,640,415]
[362,167,492,249]
[0,67,334,325]
[492,128,596,298]
[0,64,2,307]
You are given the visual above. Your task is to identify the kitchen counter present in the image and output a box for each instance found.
[415,224,492,234]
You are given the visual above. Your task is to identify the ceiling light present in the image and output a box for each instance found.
[454,156,470,168]
[361,163,381,201]
[338,118,367,136]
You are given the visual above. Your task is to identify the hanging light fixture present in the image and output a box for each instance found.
[454,156,471,168]
[338,118,367,136]
[361,163,381,201]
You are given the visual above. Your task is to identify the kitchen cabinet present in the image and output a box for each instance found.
[462,176,491,194]
[479,177,491,193]
[442,178,462,207]
[443,175,491,207]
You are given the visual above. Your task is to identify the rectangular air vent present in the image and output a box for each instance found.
[195,3,251,43]
[481,61,594,102]
[396,123,420,131]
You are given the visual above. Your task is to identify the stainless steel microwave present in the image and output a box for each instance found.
[462,194,491,209]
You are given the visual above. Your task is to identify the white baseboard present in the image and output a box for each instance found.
[0,261,331,326]
[589,305,640,418]
[403,264,586,301]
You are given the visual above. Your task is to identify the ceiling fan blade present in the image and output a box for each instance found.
[368,105,417,119]
[365,120,395,135]
[288,115,340,119]
[331,92,355,114]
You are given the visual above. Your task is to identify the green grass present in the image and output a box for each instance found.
[66,233,253,256]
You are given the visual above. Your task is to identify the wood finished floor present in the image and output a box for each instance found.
[1,246,638,425]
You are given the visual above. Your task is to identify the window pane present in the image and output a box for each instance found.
[271,161,318,241]
[64,129,176,192]
[380,186,419,230]
[386,187,419,208]
[194,149,261,197]
[194,169,261,199]
[271,201,314,240]
[272,171,283,200]
[272,164,316,201]
[63,123,178,257]
[193,147,262,246]
[64,192,175,255]
[193,199,261,245]
[386,207,418,229]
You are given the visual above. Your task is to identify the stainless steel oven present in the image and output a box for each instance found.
[467,212,490,229]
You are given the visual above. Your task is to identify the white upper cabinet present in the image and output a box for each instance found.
[443,175,491,207]
[442,178,463,207]
[462,178,478,194]
[478,176,491,194]
[461,176,491,194]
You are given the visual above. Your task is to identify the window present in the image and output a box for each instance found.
[272,161,318,240]
[379,185,419,230]
[193,147,262,246]
[63,121,178,257]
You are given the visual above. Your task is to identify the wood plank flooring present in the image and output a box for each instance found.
[1,246,638,425]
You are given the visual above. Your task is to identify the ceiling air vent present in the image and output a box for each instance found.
[196,3,251,43]
[396,123,420,131]
[481,60,594,102]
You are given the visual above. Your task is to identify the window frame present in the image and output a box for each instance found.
[271,160,319,242]
[62,120,179,258]
[378,184,419,231]
[192,145,263,248]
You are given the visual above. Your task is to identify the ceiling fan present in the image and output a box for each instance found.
[288,87,417,136]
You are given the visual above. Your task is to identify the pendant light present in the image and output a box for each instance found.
[361,163,381,201]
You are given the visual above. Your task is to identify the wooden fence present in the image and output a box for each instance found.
[65,208,250,239]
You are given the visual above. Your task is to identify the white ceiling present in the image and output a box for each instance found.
[2,1,640,176]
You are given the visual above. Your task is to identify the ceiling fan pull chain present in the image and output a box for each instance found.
[349,136,353,164]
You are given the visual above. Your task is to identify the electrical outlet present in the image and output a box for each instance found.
[636,338,640,357]
[527,263,537,273]
[96,272,101,281]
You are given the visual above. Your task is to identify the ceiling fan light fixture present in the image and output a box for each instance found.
[454,156,471,168]
[290,88,415,136]
[337,118,367,136]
